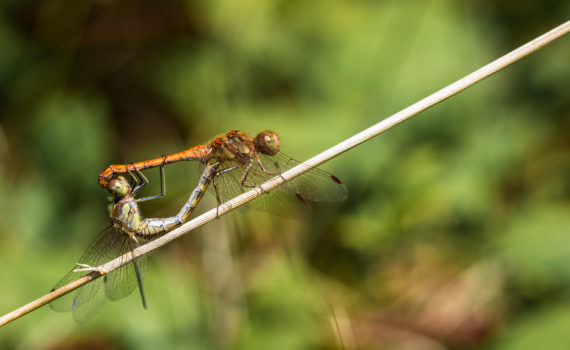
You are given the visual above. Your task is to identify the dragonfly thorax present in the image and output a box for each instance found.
[210,130,255,164]
[111,197,141,234]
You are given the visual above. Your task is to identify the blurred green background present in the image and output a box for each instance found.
[0,0,569,349]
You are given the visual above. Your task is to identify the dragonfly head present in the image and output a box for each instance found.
[107,176,132,198]
[255,131,281,156]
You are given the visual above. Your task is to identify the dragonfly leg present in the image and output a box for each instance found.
[135,162,219,238]
[73,263,109,274]
[126,163,138,187]
[241,158,272,195]
[213,174,221,218]
[136,155,168,203]
[240,158,258,187]
[255,152,281,176]
[127,163,149,194]
[130,234,140,244]
[254,152,287,185]
[213,164,242,218]
[216,164,241,177]
[241,157,274,193]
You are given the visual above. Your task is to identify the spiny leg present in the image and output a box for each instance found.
[134,162,220,238]
[137,155,168,203]
[213,164,242,218]
[255,152,281,176]
[240,158,256,187]
[213,174,221,218]
[126,163,149,195]
[73,263,109,274]
[255,152,287,187]
[241,157,271,195]
[216,164,241,177]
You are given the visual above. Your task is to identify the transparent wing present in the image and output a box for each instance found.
[105,237,147,302]
[50,226,115,321]
[50,226,146,323]
[259,152,348,202]
[210,152,347,218]
[69,278,106,324]
[212,162,308,218]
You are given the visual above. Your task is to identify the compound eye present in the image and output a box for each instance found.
[108,177,131,197]
[255,131,281,156]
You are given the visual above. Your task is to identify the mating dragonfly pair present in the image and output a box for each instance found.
[50,130,347,323]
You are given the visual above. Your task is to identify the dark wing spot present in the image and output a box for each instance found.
[330,175,344,185]
[72,296,78,311]
[296,193,307,204]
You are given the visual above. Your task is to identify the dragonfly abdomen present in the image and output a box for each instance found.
[136,217,183,238]
[135,163,218,239]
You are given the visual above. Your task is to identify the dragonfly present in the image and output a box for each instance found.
[98,130,347,218]
[50,162,219,323]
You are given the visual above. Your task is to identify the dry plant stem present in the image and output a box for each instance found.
[0,272,100,327]
[0,20,568,328]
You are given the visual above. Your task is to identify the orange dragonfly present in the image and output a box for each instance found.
[98,130,347,218]
[51,162,218,323]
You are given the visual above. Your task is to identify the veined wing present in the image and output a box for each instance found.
[211,152,346,218]
[258,152,347,203]
[50,226,147,323]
